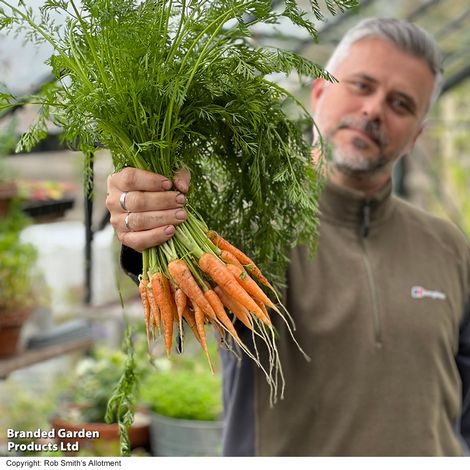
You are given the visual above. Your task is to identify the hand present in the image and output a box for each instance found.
[106,167,191,252]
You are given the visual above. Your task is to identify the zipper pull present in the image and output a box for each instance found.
[361,203,370,238]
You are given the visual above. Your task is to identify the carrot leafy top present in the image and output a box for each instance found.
[0,0,357,285]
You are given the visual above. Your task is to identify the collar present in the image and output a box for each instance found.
[319,179,395,237]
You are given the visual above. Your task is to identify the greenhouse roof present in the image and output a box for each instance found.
[254,0,470,96]
[1,0,469,99]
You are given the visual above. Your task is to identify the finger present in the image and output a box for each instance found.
[118,225,177,253]
[112,208,187,233]
[107,190,185,213]
[174,167,191,194]
[109,167,173,193]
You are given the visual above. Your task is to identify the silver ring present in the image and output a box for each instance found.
[119,191,129,211]
[124,212,131,231]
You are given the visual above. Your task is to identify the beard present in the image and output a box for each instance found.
[327,116,392,177]
[331,138,390,176]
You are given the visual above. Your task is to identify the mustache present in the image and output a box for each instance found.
[337,116,389,149]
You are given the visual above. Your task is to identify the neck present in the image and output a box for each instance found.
[327,165,391,198]
[311,147,392,198]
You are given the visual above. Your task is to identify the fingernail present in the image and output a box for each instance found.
[164,225,175,235]
[175,193,186,205]
[175,209,186,220]
[162,180,172,190]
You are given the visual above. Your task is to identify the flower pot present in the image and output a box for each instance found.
[50,411,151,456]
[0,309,31,358]
[149,412,224,456]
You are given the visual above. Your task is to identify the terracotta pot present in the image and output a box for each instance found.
[0,309,31,358]
[50,411,151,456]
[0,181,17,216]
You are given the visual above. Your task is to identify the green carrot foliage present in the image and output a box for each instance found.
[0,0,356,286]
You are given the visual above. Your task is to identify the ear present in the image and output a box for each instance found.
[311,78,327,113]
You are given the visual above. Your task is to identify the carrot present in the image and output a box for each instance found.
[204,288,241,342]
[199,252,271,326]
[149,274,162,334]
[208,231,274,291]
[174,287,187,346]
[139,279,151,346]
[214,286,253,330]
[146,280,160,340]
[151,272,174,356]
[182,306,201,344]
[256,298,270,320]
[168,259,217,321]
[226,263,276,311]
[193,303,214,373]
[220,249,242,267]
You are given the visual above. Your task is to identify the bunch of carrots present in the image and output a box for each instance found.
[139,210,305,403]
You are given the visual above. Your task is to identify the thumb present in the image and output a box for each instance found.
[174,167,191,194]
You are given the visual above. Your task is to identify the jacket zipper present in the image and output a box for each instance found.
[360,202,383,348]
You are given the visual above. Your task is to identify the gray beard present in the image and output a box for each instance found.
[330,137,391,177]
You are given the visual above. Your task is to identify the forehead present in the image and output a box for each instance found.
[332,37,435,113]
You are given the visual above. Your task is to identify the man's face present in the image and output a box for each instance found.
[311,37,435,179]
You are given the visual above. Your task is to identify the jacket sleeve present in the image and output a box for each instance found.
[457,296,470,448]
[120,245,142,285]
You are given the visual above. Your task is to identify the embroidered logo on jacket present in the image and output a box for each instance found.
[411,286,446,300]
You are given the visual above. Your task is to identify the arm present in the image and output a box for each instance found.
[457,296,470,448]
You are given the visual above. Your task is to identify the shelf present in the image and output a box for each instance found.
[0,337,93,380]
[22,197,75,222]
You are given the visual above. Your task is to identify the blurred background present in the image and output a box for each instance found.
[0,0,469,457]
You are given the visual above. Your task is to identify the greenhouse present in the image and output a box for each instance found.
[0,0,469,463]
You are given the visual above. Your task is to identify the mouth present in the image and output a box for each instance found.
[338,125,381,148]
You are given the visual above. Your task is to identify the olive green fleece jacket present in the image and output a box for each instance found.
[250,180,470,456]
[121,178,470,456]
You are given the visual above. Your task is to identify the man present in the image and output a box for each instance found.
[106,18,470,456]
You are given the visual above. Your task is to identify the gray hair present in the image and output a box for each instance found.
[325,17,444,106]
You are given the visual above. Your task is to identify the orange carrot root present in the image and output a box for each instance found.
[152,273,174,357]
[168,259,217,321]
[193,303,214,374]
[226,263,276,311]
[220,249,242,267]
[208,231,274,291]
[204,288,242,342]
[199,252,271,326]
[174,287,187,350]
[182,306,202,344]
[146,281,159,340]
[139,279,151,346]
[214,286,253,330]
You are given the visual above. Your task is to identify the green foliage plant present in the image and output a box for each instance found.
[69,348,130,423]
[0,201,37,312]
[141,368,222,421]
[141,334,222,421]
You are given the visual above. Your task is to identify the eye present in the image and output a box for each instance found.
[389,96,415,115]
[347,80,371,94]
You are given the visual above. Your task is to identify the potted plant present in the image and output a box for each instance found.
[0,201,38,358]
[50,347,151,456]
[141,340,224,457]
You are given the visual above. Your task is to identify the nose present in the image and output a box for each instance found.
[360,93,385,123]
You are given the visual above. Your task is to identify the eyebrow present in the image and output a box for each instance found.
[347,73,418,113]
